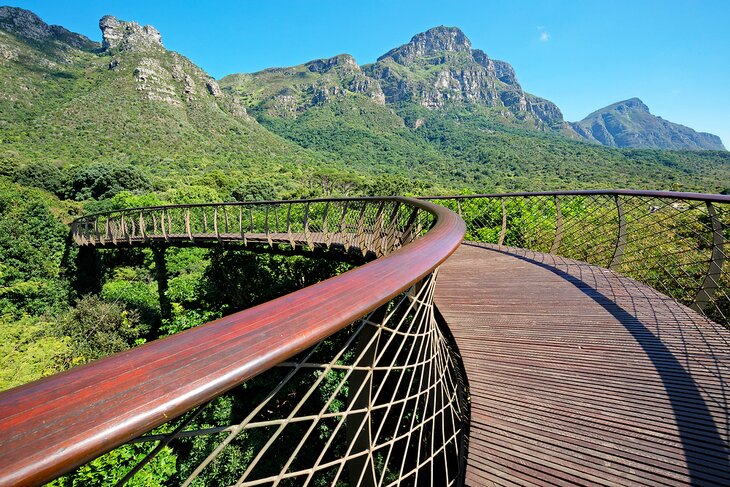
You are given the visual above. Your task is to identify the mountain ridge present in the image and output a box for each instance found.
[0,5,97,51]
[222,24,723,150]
[362,26,569,132]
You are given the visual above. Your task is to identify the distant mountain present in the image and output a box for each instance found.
[571,98,725,151]
[0,6,97,50]
[223,25,726,153]
[218,52,462,179]
[222,26,574,133]
[220,54,385,116]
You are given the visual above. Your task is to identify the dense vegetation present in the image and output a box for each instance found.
[253,99,730,192]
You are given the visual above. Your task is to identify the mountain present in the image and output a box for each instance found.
[219,53,462,181]
[1,7,728,197]
[220,24,728,191]
[0,6,334,190]
[363,26,570,133]
[220,54,385,116]
[221,26,576,134]
[0,6,96,50]
[571,98,725,151]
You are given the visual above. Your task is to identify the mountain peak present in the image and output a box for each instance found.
[0,6,96,50]
[100,15,162,52]
[0,6,47,40]
[412,25,471,52]
[377,25,471,65]
[612,97,649,113]
[573,98,725,150]
[305,53,359,73]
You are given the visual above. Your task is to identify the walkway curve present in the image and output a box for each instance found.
[1,192,729,485]
[0,197,465,486]
[436,243,730,486]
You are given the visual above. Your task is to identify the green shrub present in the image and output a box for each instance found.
[54,295,143,365]
[0,314,69,391]
[67,163,152,201]
[231,179,277,202]
[13,162,65,195]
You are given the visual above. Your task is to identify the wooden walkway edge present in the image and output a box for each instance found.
[435,243,730,486]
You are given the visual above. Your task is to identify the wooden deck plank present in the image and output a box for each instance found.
[435,243,730,486]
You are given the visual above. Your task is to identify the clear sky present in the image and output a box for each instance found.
[8,0,730,147]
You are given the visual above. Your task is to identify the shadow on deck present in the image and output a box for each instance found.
[435,243,730,486]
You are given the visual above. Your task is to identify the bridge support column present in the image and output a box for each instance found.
[691,201,725,312]
[71,245,103,296]
[151,245,172,328]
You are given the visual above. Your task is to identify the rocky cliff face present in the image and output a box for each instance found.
[571,98,726,151]
[0,6,97,52]
[377,25,472,65]
[362,26,566,130]
[305,54,385,105]
[99,15,162,52]
[96,16,235,111]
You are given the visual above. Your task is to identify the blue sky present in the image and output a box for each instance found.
[9,0,730,147]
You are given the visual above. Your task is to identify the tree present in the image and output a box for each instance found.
[55,295,143,365]
[0,181,71,316]
[13,162,65,196]
[303,169,365,197]
[232,179,277,202]
[67,163,152,201]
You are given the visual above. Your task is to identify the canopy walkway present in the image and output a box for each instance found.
[0,191,728,486]
[436,243,729,485]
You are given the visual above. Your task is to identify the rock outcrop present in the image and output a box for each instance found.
[305,54,385,105]
[377,25,472,65]
[0,6,97,51]
[95,16,237,111]
[220,53,385,116]
[363,26,567,130]
[571,98,726,151]
[100,15,162,52]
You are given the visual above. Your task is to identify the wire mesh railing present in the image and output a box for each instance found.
[70,198,433,260]
[110,272,465,487]
[425,190,729,327]
[0,197,467,487]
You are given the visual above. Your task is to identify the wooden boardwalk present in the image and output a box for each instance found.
[435,243,730,486]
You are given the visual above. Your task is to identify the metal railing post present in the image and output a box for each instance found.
[691,201,725,312]
[609,195,627,270]
[498,199,507,246]
[550,195,563,254]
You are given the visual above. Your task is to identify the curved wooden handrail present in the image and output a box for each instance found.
[423,189,730,203]
[0,197,465,487]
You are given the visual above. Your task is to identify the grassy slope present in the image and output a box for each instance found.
[0,30,351,188]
